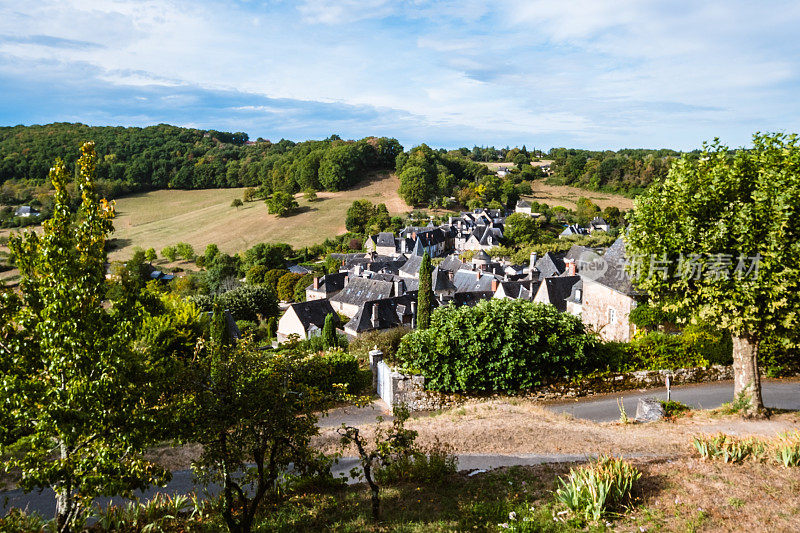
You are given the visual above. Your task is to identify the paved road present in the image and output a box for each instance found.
[0,454,596,519]
[546,379,800,422]
[4,380,798,518]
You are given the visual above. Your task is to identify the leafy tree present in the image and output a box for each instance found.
[242,187,258,202]
[293,273,314,302]
[504,212,540,245]
[346,199,376,234]
[277,272,303,302]
[231,198,243,208]
[303,189,318,202]
[205,253,242,294]
[189,341,332,533]
[322,313,337,349]
[175,241,196,261]
[242,242,293,271]
[204,243,220,266]
[626,133,800,416]
[217,284,280,322]
[161,245,177,262]
[246,264,269,285]
[575,197,601,225]
[417,252,433,329]
[263,268,290,292]
[145,247,157,263]
[266,191,299,216]
[398,166,432,206]
[0,144,168,532]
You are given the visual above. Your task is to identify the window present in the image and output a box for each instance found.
[608,307,617,324]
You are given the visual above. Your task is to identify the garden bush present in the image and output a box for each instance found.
[300,350,367,394]
[349,327,411,363]
[396,299,596,392]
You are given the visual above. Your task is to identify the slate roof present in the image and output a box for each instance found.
[432,266,456,293]
[537,275,581,312]
[590,216,608,226]
[586,238,638,296]
[439,254,467,273]
[369,273,420,292]
[14,205,38,216]
[451,291,494,306]
[497,280,541,300]
[535,252,566,278]
[376,232,396,248]
[345,294,421,334]
[286,299,337,331]
[452,269,497,292]
[399,254,424,277]
[287,263,312,275]
[306,272,347,294]
[330,277,395,307]
[560,224,588,237]
[516,199,531,208]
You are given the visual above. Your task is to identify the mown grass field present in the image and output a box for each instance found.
[525,180,636,211]
[106,172,409,260]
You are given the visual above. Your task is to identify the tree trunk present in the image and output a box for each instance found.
[732,333,767,418]
[55,442,75,533]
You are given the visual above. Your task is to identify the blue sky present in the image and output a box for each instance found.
[1,0,799,151]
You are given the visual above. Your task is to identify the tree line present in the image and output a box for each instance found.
[0,123,402,202]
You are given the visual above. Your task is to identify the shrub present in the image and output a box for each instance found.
[300,350,365,394]
[374,437,458,485]
[555,456,641,522]
[396,299,596,392]
[349,327,411,364]
[775,432,800,467]
[660,400,691,418]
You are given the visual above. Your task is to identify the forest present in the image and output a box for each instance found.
[0,123,402,203]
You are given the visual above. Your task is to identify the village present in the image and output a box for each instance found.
[278,205,633,344]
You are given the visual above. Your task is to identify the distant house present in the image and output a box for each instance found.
[533,252,566,279]
[344,294,420,337]
[277,299,338,343]
[329,276,396,317]
[305,272,347,301]
[589,217,610,232]
[14,206,39,218]
[148,270,175,283]
[493,279,541,301]
[515,199,533,215]
[559,224,589,239]
[577,238,640,342]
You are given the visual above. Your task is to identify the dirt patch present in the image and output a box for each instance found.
[524,181,635,211]
[313,398,800,459]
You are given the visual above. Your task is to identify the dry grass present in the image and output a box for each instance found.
[0,173,409,263]
[314,398,800,459]
[106,171,408,260]
[524,180,636,211]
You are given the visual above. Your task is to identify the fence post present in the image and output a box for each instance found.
[368,346,383,393]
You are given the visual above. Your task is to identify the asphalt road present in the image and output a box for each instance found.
[4,379,798,519]
[546,379,800,422]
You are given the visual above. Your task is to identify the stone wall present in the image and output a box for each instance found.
[369,347,739,411]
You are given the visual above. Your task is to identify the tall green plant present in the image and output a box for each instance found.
[626,133,800,416]
[322,313,337,349]
[0,143,168,532]
[417,252,433,329]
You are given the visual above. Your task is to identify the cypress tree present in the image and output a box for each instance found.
[417,252,433,329]
[322,313,337,348]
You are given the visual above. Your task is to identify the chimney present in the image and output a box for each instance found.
[371,304,380,329]
[476,270,481,280]
[394,279,405,296]
[566,259,577,276]
[410,301,417,329]
[313,276,319,289]
[343,274,349,287]
[530,252,538,270]
[411,231,417,240]
[447,270,454,281]
[355,264,363,277]
[491,278,499,292]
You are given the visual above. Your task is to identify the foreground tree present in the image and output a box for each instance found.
[190,339,332,533]
[0,143,168,532]
[417,252,433,329]
[626,133,800,417]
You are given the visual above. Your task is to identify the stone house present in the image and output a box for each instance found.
[277,299,337,342]
[305,272,347,301]
[577,238,639,342]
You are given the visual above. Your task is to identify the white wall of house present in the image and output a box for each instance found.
[277,308,309,342]
[580,279,637,342]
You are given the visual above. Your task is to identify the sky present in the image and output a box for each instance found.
[1,0,799,151]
